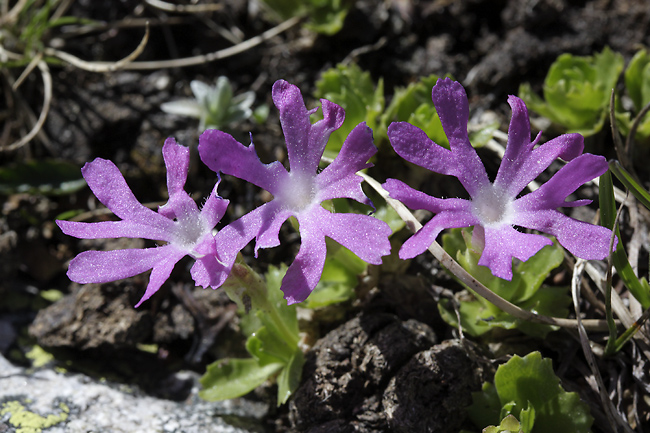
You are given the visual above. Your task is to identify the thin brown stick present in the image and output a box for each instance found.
[101,16,301,70]
[43,22,150,72]
[144,0,223,13]
[1,60,52,152]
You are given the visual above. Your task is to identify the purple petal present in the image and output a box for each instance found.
[387,122,456,176]
[135,246,188,307]
[67,246,174,284]
[272,80,344,175]
[384,178,469,213]
[82,158,173,230]
[191,254,231,289]
[199,129,287,193]
[513,209,614,260]
[214,201,291,263]
[514,154,608,211]
[308,206,392,265]
[431,78,489,196]
[162,137,190,196]
[494,96,585,196]
[478,225,553,280]
[317,122,375,204]
[280,215,327,305]
[57,219,172,242]
[200,186,229,229]
[400,208,479,259]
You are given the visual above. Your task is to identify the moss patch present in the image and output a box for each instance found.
[1,400,69,433]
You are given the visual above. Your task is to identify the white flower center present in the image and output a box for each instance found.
[276,172,317,212]
[172,212,208,256]
[471,184,514,228]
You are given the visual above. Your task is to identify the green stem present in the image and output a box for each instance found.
[222,256,298,347]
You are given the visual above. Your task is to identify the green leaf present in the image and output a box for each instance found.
[470,352,593,433]
[494,352,592,433]
[246,327,293,365]
[379,74,449,148]
[0,160,86,196]
[314,63,385,158]
[439,228,567,337]
[258,0,351,35]
[609,160,650,210]
[624,49,650,112]
[199,358,283,401]
[262,265,300,337]
[519,47,624,136]
[468,382,502,428]
[482,414,525,433]
[519,404,535,433]
[276,349,305,405]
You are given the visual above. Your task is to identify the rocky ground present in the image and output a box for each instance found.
[2,0,650,432]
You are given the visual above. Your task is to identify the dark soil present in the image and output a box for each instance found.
[3,0,650,432]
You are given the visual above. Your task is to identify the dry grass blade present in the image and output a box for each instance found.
[0,0,29,26]
[43,23,150,72]
[144,0,223,13]
[571,259,635,433]
[114,16,301,70]
[358,170,613,331]
[1,60,52,152]
[12,53,42,90]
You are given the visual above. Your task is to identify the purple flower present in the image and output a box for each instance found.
[57,138,231,307]
[385,78,614,280]
[199,80,392,304]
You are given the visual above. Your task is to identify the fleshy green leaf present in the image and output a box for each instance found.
[276,349,305,405]
[199,358,283,401]
[519,47,624,136]
[379,74,448,147]
[314,63,385,158]
[615,49,650,146]
[482,414,525,433]
[258,0,351,35]
[469,352,593,433]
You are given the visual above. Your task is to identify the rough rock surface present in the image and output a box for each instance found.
[0,354,265,433]
[288,313,482,432]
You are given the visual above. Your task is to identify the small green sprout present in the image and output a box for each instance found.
[466,352,593,433]
[258,0,352,35]
[161,77,257,131]
[519,47,624,136]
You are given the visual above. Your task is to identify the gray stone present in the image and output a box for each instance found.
[0,354,267,433]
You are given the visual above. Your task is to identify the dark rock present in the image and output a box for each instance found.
[29,282,153,350]
[383,340,482,433]
[289,313,445,432]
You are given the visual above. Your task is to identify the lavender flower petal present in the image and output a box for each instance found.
[316,122,375,204]
[479,226,553,280]
[385,77,613,280]
[431,78,489,196]
[199,129,287,193]
[387,122,456,176]
[273,80,345,175]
